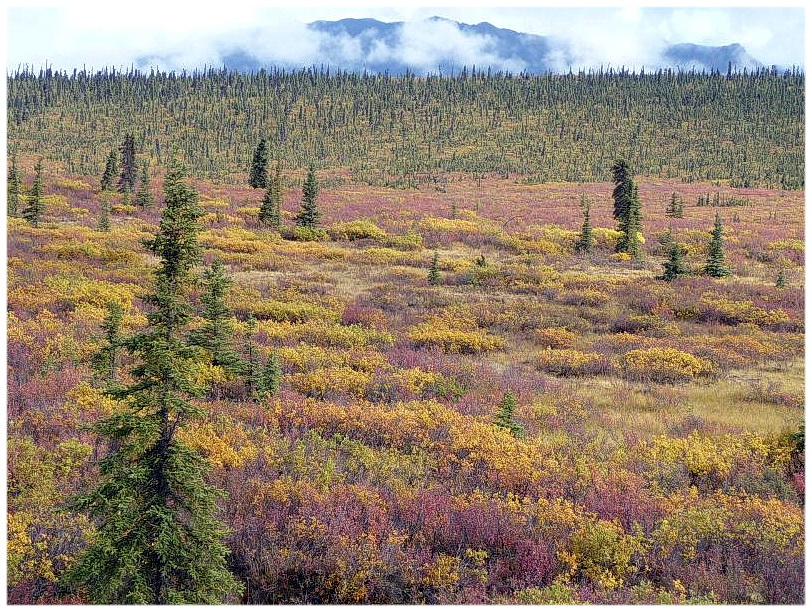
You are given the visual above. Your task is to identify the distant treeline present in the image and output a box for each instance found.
[7,66,804,189]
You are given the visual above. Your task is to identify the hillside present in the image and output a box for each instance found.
[6,151,805,602]
[7,69,804,189]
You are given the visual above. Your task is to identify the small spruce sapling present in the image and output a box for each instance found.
[494,390,524,438]
[575,194,595,254]
[22,158,45,227]
[428,252,441,285]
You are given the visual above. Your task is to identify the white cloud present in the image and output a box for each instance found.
[6,7,805,73]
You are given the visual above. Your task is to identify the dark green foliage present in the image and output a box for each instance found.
[98,195,111,232]
[189,259,242,373]
[7,153,22,216]
[703,212,731,277]
[249,138,269,189]
[22,158,44,227]
[666,192,683,218]
[474,254,487,267]
[62,157,241,605]
[258,351,282,397]
[259,161,282,228]
[135,159,155,207]
[100,149,118,192]
[295,164,321,229]
[660,238,688,281]
[91,301,124,385]
[612,160,643,258]
[428,252,441,285]
[116,134,137,193]
[611,160,633,222]
[775,268,788,289]
[494,390,524,438]
[575,194,594,254]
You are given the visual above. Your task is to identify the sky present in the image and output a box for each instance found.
[4,3,807,74]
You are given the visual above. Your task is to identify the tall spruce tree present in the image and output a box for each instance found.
[611,159,640,254]
[249,138,269,189]
[62,157,242,604]
[117,134,137,193]
[8,153,22,217]
[703,211,731,277]
[666,192,684,218]
[100,149,118,192]
[135,159,155,207]
[22,158,44,227]
[622,184,643,260]
[295,163,321,228]
[259,161,282,228]
[575,194,595,254]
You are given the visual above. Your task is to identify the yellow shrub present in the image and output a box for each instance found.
[536,348,604,377]
[384,231,424,251]
[593,227,624,250]
[177,420,258,469]
[407,313,504,354]
[253,299,340,324]
[289,366,373,399]
[349,247,421,266]
[328,219,387,241]
[56,177,93,190]
[700,295,790,327]
[568,519,641,589]
[617,347,714,383]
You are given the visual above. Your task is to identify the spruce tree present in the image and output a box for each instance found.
[249,138,269,189]
[98,195,111,232]
[703,212,731,277]
[62,157,242,605]
[259,162,282,228]
[100,149,118,192]
[660,238,688,281]
[611,159,642,255]
[622,184,643,260]
[428,252,441,285]
[494,390,524,438]
[666,191,683,218]
[258,350,282,397]
[295,163,321,229]
[117,134,137,193]
[8,153,22,217]
[189,259,242,374]
[135,159,155,207]
[776,268,788,289]
[91,301,124,385]
[22,158,45,227]
[575,194,594,254]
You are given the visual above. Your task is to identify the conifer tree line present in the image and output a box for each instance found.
[7,67,804,188]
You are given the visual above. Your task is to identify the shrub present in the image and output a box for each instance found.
[290,226,329,242]
[535,348,606,377]
[289,366,374,399]
[327,219,387,241]
[617,347,714,383]
[407,311,505,354]
[532,327,577,349]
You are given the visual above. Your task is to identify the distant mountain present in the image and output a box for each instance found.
[662,43,762,72]
[210,17,766,75]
